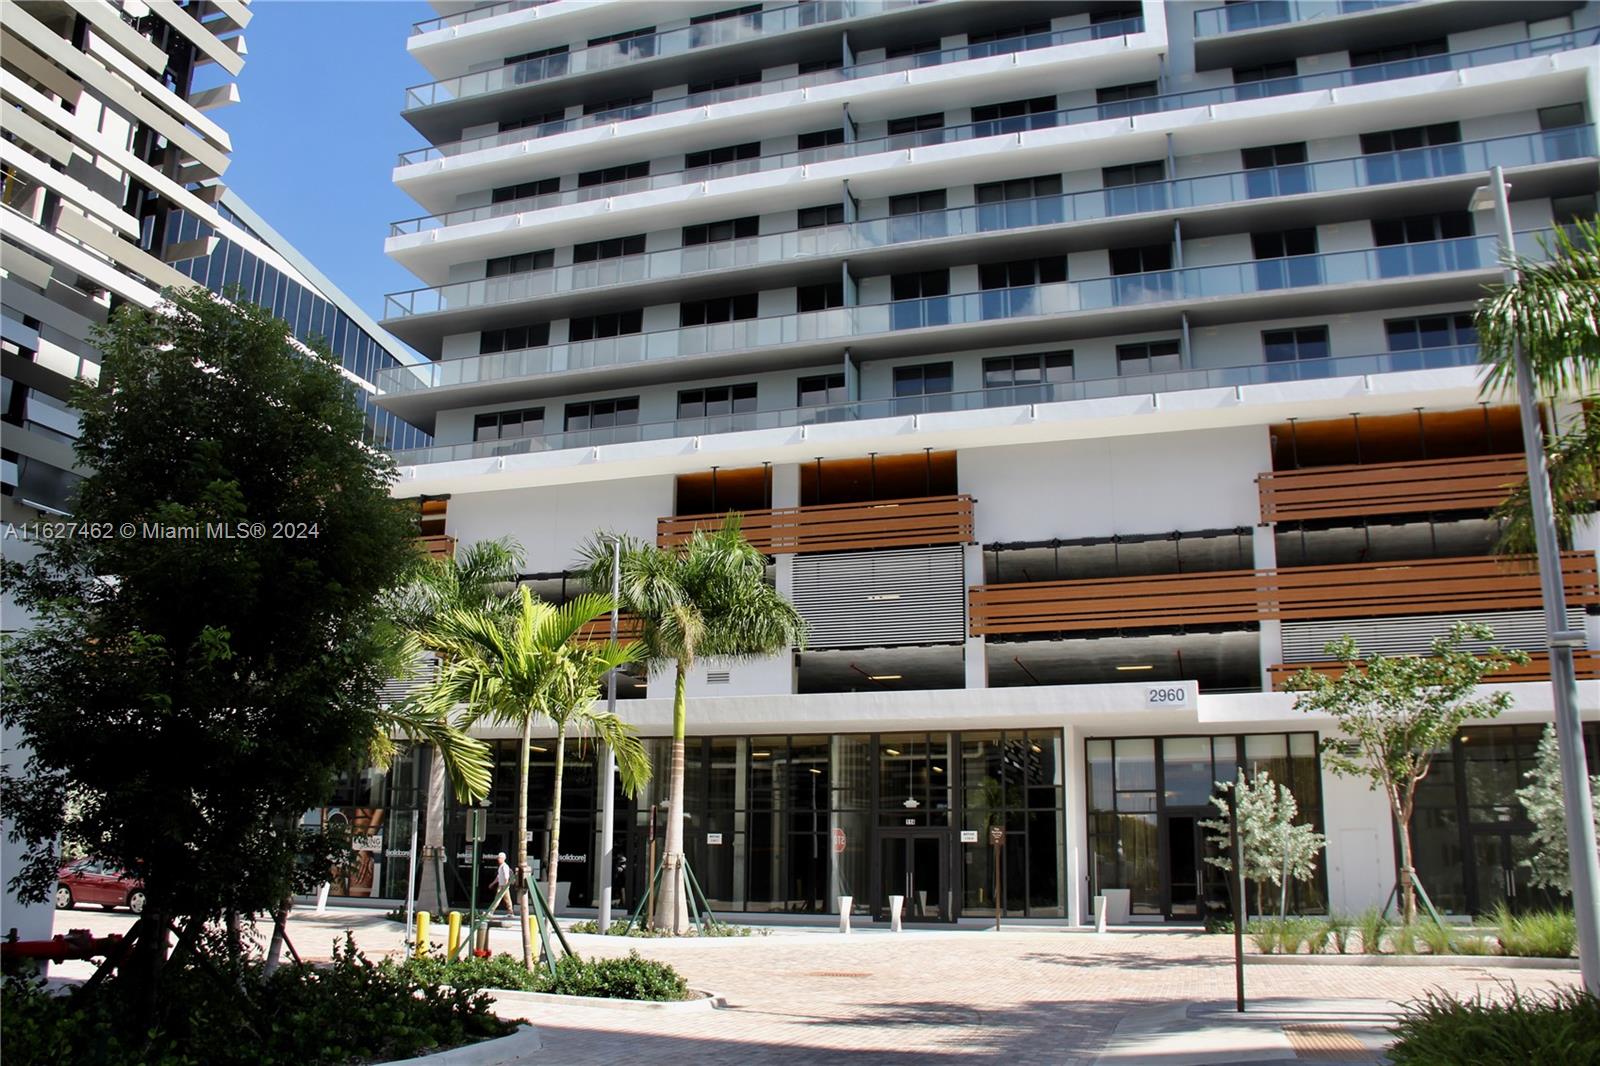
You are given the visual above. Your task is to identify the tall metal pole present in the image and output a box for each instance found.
[1229,786,1246,1013]
[597,537,621,933]
[1478,165,1600,994]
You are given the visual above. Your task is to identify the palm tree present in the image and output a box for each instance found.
[390,537,522,910]
[580,516,807,932]
[424,587,646,967]
[1475,216,1600,552]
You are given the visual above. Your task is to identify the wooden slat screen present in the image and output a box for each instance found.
[969,552,1600,636]
[1268,651,1600,689]
[576,614,644,643]
[1258,453,1526,523]
[656,494,975,555]
[416,534,456,559]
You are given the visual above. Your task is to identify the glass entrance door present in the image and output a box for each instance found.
[879,832,949,921]
[1165,815,1203,919]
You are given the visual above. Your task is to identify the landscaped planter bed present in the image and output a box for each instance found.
[487,987,727,1013]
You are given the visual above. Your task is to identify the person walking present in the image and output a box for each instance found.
[493,851,515,919]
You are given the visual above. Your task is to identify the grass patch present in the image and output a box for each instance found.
[1388,986,1600,1065]
[1322,914,1355,955]
[567,918,764,937]
[1247,919,1280,954]
[1356,907,1390,955]
[1492,906,1577,958]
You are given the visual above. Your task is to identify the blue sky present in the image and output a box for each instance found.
[217,1,435,337]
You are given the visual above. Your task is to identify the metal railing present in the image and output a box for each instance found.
[397,15,1146,162]
[412,0,558,36]
[376,230,1545,395]
[1195,0,1412,39]
[382,126,1595,319]
[388,29,1596,235]
[385,344,1483,466]
[403,0,930,109]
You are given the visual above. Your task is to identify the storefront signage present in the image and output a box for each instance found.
[1144,682,1195,708]
[707,833,723,845]
[832,828,846,853]
[960,830,978,844]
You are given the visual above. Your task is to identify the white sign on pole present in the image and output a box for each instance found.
[960,830,979,844]
[707,832,724,845]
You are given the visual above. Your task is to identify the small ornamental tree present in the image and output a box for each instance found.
[1286,622,1526,925]
[1201,769,1326,921]
[1517,725,1600,895]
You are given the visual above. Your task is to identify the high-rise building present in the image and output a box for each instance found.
[375,0,1600,926]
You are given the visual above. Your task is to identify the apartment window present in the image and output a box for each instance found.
[887,112,944,136]
[797,282,844,311]
[1385,313,1477,351]
[1096,81,1158,118]
[971,96,1057,135]
[491,178,559,204]
[683,216,758,246]
[501,109,564,133]
[975,175,1064,230]
[485,249,553,277]
[1103,161,1167,215]
[1251,228,1321,288]
[474,407,545,441]
[505,44,566,65]
[1109,243,1172,275]
[885,39,939,60]
[1090,5,1141,33]
[890,269,950,329]
[567,310,643,341]
[889,189,946,216]
[1553,193,1598,226]
[589,26,655,48]
[890,270,948,300]
[685,142,761,169]
[977,175,1062,203]
[1103,161,1164,188]
[798,203,844,229]
[572,234,646,262]
[969,22,1050,48]
[1263,326,1330,363]
[1240,141,1309,198]
[479,322,550,354]
[983,352,1073,399]
[578,161,649,188]
[680,293,759,326]
[565,397,640,431]
[584,94,653,117]
[1233,60,1297,98]
[797,373,846,407]
[689,71,762,95]
[798,57,844,75]
[678,383,757,419]
[691,4,761,24]
[1540,104,1591,159]
[978,257,1066,289]
[1116,340,1181,375]
[797,127,845,150]
[1360,122,1460,155]
[1351,37,1446,67]
[1540,103,1587,130]
[1251,228,1317,258]
[1372,212,1472,246]
[894,361,954,400]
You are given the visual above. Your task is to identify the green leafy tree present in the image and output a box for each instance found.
[579,517,807,932]
[0,288,418,1015]
[1201,770,1326,920]
[1475,217,1600,552]
[424,588,647,967]
[1517,726,1600,895]
[1286,623,1526,924]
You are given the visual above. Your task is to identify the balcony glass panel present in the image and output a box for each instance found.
[1194,0,1412,38]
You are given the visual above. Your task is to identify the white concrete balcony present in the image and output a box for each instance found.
[374,230,1551,426]
[379,125,1596,352]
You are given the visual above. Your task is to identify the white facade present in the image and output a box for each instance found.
[379,0,1600,922]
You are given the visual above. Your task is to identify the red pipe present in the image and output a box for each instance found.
[1,930,124,964]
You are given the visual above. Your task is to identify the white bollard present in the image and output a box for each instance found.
[1094,894,1108,934]
[316,882,331,915]
[838,896,853,934]
[889,894,904,932]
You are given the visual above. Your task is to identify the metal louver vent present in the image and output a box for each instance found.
[791,545,966,649]
[1281,608,1584,662]
[705,670,731,684]
[380,653,439,705]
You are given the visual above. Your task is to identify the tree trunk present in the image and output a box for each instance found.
[263,895,292,977]
[653,661,691,933]
[417,743,449,915]
[546,723,566,909]
[517,713,533,969]
[1395,798,1418,926]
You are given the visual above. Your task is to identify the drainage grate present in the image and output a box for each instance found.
[1283,1024,1377,1062]
[806,971,870,978]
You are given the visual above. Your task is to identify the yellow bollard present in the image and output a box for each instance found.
[415,910,430,956]
[447,911,462,957]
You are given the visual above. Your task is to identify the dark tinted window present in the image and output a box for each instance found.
[978,258,1066,289]
[887,112,943,135]
[492,178,559,203]
[1116,340,1181,374]
[685,142,760,169]
[1371,211,1472,246]
[1385,313,1477,351]
[893,362,953,395]
[797,282,844,311]
[1103,161,1164,187]
[975,175,1062,202]
[474,407,546,441]
[889,270,949,300]
[983,351,1073,387]
[798,203,844,229]
[798,373,846,406]
[486,249,553,276]
[1359,123,1460,154]
[1263,326,1330,362]
[683,217,758,246]
[479,322,550,354]
[1241,142,1307,168]
[889,189,946,215]
[1250,228,1317,258]
[564,396,640,430]
[677,382,757,418]
[680,293,759,326]
[797,128,846,150]
[567,310,643,341]
[572,234,645,262]
[1109,243,1172,275]
[577,161,649,187]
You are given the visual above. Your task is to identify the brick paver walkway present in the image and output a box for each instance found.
[52,908,1583,1064]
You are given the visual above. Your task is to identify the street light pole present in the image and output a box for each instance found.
[1472,165,1600,995]
[597,536,621,933]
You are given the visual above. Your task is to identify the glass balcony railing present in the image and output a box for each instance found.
[389,30,1596,235]
[397,15,1146,163]
[1194,0,1413,39]
[404,0,930,110]
[382,127,1595,319]
[412,0,558,36]
[377,231,1547,395]
[386,345,1482,466]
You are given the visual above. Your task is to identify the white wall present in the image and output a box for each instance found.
[446,474,672,573]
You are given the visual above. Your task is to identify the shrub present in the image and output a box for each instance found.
[1388,986,1600,1066]
[568,918,761,938]
[1494,906,1577,958]
[1247,919,1280,954]
[1203,913,1234,935]
[1321,914,1354,955]
[1283,916,1322,955]
[406,951,540,992]
[539,951,691,1001]
[1356,908,1390,955]
[1451,931,1493,955]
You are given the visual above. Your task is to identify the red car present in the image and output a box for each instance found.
[55,860,145,914]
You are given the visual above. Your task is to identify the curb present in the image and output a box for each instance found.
[489,986,727,1013]
[1247,953,1579,969]
[374,1024,542,1065]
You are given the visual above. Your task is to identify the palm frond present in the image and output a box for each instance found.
[1494,402,1600,553]
[1477,217,1600,398]
[379,699,493,803]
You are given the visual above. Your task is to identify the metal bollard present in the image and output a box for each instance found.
[889,894,904,933]
[1094,895,1108,934]
[838,896,853,934]
[447,911,461,957]
[414,911,430,955]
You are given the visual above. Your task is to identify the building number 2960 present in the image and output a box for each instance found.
[1146,687,1188,705]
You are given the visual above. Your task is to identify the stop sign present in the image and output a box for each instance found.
[832,827,846,854]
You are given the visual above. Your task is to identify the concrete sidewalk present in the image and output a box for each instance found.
[1094,998,1395,1065]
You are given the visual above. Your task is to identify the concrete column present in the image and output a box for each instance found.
[1574,515,1600,648]
[963,543,987,688]
[1253,524,1282,691]
[1063,723,1087,926]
